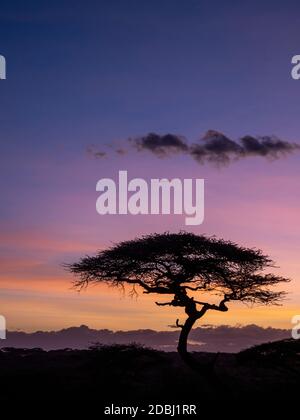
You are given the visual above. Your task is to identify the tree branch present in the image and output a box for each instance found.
[155,301,174,306]
[194,295,231,312]
[176,319,184,328]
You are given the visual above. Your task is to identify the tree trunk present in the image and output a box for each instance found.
[177,315,217,376]
[177,315,197,359]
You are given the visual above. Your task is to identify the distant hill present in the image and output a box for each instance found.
[0,324,290,352]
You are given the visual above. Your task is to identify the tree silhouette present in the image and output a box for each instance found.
[67,232,289,369]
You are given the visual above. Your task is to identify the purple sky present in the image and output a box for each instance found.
[0,0,300,331]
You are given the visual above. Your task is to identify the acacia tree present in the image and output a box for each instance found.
[67,232,289,367]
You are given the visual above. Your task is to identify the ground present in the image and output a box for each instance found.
[0,339,299,406]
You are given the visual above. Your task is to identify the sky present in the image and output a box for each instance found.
[0,0,300,332]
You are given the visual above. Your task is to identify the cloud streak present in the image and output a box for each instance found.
[131,132,189,157]
[87,130,300,165]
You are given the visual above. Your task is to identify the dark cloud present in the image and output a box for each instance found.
[190,130,300,165]
[115,148,127,155]
[133,130,299,164]
[131,132,189,157]
[190,130,243,165]
[86,146,106,158]
[87,130,300,165]
[240,135,299,158]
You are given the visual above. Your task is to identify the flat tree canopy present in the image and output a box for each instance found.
[67,232,289,368]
